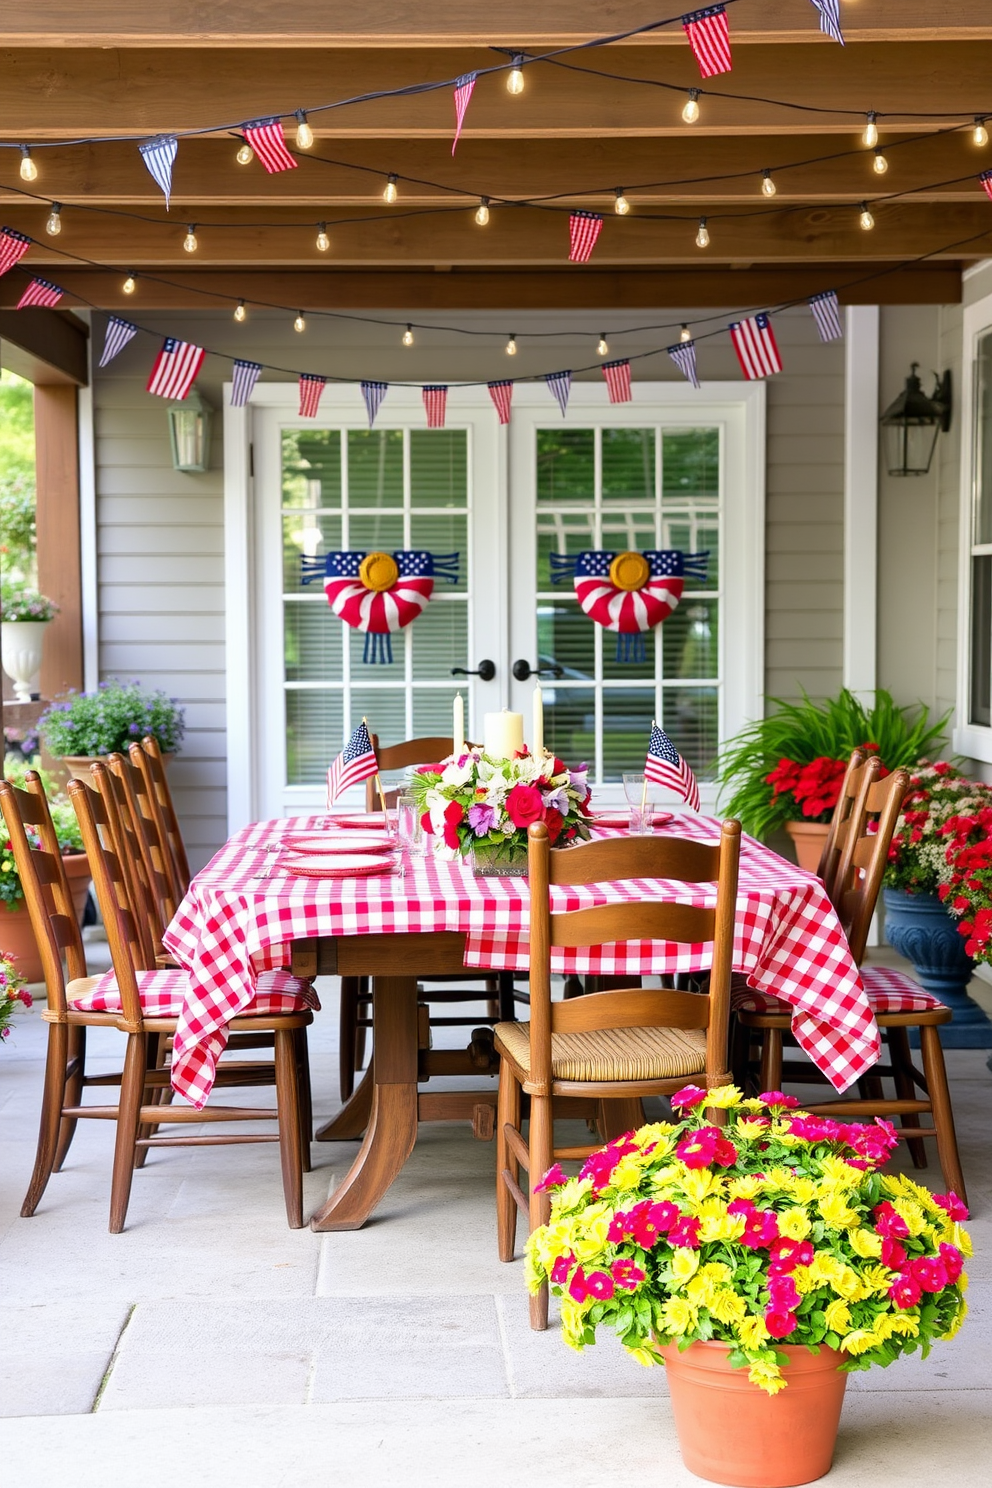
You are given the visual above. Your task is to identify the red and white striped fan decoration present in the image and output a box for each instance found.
[242,119,297,174]
[423,385,448,428]
[569,211,603,264]
[16,277,64,309]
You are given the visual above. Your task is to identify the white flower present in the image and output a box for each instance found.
[440,757,475,788]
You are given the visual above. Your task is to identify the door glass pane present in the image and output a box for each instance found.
[970,553,992,727]
[285,599,342,681]
[543,687,596,768]
[661,687,719,778]
[411,600,468,679]
[975,335,992,545]
[602,688,657,777]
[537,429,595,503]
[602,429,655,501]
[282,430,341,507]
[286,690,342,785]
[347,429,403,508]
[410,430,468,507]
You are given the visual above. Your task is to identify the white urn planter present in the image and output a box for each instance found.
[1,619,50,703]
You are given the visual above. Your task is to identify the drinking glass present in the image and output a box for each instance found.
[396,794,420,873]
[622,773,662,834]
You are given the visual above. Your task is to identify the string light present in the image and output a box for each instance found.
[682,89,700,124]
[859,202,875,230]
[761,170,777,197]
[475,197,490,226]
[863,112,879,148]
[383,174,399,204]
[234,300,247,322]
[597,334,609,356]
[294,312,306,333]
[122,273,136,295]
[295,110,314,149]
[680,324,692,343]
[505,334,517,356]
[975,118,989,147]
[236,139,254,166]
[183,225,198,252]
[45,202,62,236]
[19,145,37,182]
[695,217,710,248]
[402,325,414,346]
[316,223,330,251]
[507,55,525,94]
[873,149,888,175]
[614,188,630,216]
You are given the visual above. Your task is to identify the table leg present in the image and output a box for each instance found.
[309,975,419,1231]
[314,1062,374,1142]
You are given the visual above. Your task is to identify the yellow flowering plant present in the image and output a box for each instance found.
[525,1085,970,1394]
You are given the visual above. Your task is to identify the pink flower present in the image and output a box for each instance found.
[505,782,544,830]
[880,1237,907,1269]
[670,1085,708,1110]
[740,1210,780,1250]
[933,1192,969,1222]
[938,1243,964,1283]
[727,1198,757,1218]
[675,1126,738,1170]
[568,1266,589,1302]
[910,1256,949,1292]
[631,1200,681,1249]
[764,1309,799,1339]
[586,1270,615,1301]
[550,1253,574,1285]
[767,1273,801,1310]
[611,1258,647,1291]
[534,1163,567,1193]
[873,1201,910,1240]
[787,1115,843,1143]
[888,1271,923,1310]
[768,1237,814,1273]
[668,1216,701,1250]
[846,1120,900,1165]
[759,1091,800,1109]
[579,1135,638,1192]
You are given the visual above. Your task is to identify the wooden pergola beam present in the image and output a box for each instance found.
[0,307,88,384]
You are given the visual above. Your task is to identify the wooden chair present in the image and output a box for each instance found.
[496,817,741,1329]
[733,762,967,1201]
[818,747,867,903]
[129,735,190,903]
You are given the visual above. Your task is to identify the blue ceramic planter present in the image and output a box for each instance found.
[882,887,992,1048]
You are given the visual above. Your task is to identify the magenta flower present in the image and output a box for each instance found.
[938,1243,964,1282]
[568,1266,589,1302]
[670,1085,707,1110]
[675,1126,738,1170]
[889,1271,923,1310]
[631,1200,681,1249]
[534,1163,567,1193]
[668,1215,701,1250]
[933,1192,969,1222]
[910,1256,950,1293]
[758,1091,800,1109]
[880,1237,907,1270]
[740,1209,780,1250]
[767,1273,801,1311]
[768,1237,814,1273]
[764,1308,798,1339]
[585,1271,615,1301]
[873,1201,910,1240]
[579,1134,638,1192]
[550,1253,574,1285]
[611,1258,647,1291]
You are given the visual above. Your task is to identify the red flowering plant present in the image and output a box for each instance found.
[929,779,992,962]
[883,763,992,898]
[526,1084,970,1395]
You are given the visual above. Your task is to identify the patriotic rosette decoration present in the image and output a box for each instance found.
[550,548,709,663]
[301,548,459,664]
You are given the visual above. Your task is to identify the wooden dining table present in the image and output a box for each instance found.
[162,812,881,1232]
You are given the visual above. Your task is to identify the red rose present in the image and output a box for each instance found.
[505,783,544,830]
[442,799,464,850]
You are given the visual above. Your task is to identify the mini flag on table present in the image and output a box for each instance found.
[981,170,992,201]
[361,380,389,427]
[243,118,297,174]
[299,373,327,418]
[139,136,178,207]
[327,719,379,806]
[16,277,63,309]
[730,313,783,380]
[682,6,732,78]
[602,358,632,405]
[231,359,263,407]
[0,227,32,277]
[423,385,448,428]
[488,380,513,425]
[569,210,603,264]
[668,339,700,388]
[146,338,206,400]
[546,370,572,417]
[452,72,477,154]
[810,0,844,45]
[809,290,843,343]
[99,316,138,368]
[645,721,700,811]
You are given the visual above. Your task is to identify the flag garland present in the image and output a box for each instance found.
[146,338,206,400]
[139,136,178,207]
[0,227,32,277]
[15,277,63,309]
[809,290,843,343]
[487,380,513,425]
[299,373,327,418]
[682,6,732,79]
[452,73,477,154]
[423,385,448,428]
[546,370,572,417]
[569,211,604,264]
[668,339,700,388]
[99,316,138,368]
[810,0,844,46]
[645,721,700,810]
[231,359,263,407]
[730,313,783,380]
[361,380,389,427]
[602,359,632,404]
[242,118,297,174]
[327,720,379,805]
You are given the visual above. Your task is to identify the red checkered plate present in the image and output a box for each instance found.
[589,811,673,829]
[283,833,394,854]
[280,852,395,879]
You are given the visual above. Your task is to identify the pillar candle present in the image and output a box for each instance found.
[532,684,544,757]
[483,709,524,759]
[453,693,465,756]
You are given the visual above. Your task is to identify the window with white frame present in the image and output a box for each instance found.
[968,330,992,730]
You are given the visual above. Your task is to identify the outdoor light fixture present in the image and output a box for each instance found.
[873,150,888,174]
[695,218,710,248]
[974,118,989,147]
[45,203,62,236]
[315,223,330,251]
[863,112,879,148]
[507,55,525,94]
[295,111,314,149]
[236,139,254,165]
[402,325,414,346]
[234,300,247,322]
[168,387,214,473]
[614,189,630,215]
[383,174,399,203]
[183,225,198,252]
[879,363,952,477]
[761,170,777,197]
[505,334,518,356]
[122,274,137,295]
[19,146,37,182]
[597,334,609,356]
[682,89,700,124]
[680,324,692,343]
[474,198,490,226]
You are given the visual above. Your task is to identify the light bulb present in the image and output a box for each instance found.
[761,170,777,197]
[873,150,888,175]
[19,146,37,182]
[505,334,517,356]
[183,225,198,253]
[975,119,989,147]
[45,202,62,236]
[695,218,710,248]
[402,325,414,347]
[859,203,875,231]
[315,223,330,252]
[614,188,630,216]
[682,89,700,124]
[507,55,525,95]
[680,324,692,343]
[236,140,254,166]
[475,197,490,226]
[863,112,879,148]
[295,111,314,149]
[123,274,136,295]
[383,174,398,204]
[294,312,306,333]
[234,300,247,323]
[597,334,609,357]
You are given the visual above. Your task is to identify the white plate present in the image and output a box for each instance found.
[284,833,394,854]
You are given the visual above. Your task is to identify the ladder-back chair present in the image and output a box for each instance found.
[130,736,190,903]
[818,747,868,903]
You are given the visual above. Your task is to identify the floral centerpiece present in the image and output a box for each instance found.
[408,747,592,873]
[39,679,185,761]
[0,950,32,1041]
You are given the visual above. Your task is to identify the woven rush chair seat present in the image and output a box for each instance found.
[67,967,319,1019]
[732,968,946,1018]
[495,1019,707,1085]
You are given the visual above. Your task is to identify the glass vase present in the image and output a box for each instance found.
[470,838,529,878]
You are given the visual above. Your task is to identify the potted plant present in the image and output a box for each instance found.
[0,949,32,1041]
[527,1085,970,1488]
[1,761,90,983]
[0,579,59,703]
[717,689,947,869]
[39,678,185,783]
[408,747,591,874]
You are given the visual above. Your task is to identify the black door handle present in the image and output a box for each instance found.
[512,659,564,682]
[451,659,496,682]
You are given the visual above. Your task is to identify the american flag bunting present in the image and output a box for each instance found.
[645,722,700,811]
[602,358,632,404]
[146,338,206,400]
[361,380,389,427]
[99,316,138,368]
[546,370,572,417]
[569,211,603,264]
[139,136,178,207]
[668,339,700,388]
[16,277,63,309]
[487,380,513,425]
[231,359,263,407]
[730,313,783,380]
[0,227,32,278]
[326,720,379,806]
[452,73,477,154]
[682,6,732,78]
[243,118,297,174]
[811,0,844,45]
[423,385,448,428]
[981,170,992,201]
[299,374,327,418]
[809,290,843,343]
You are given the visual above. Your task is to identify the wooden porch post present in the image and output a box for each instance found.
[34,384,84,698]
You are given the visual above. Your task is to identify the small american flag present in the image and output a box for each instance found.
[327,720,379,806]
[809,290,843,343]
[811,0,844,45]
[488,380,513,425]
[730,313,783,380]
[645,722,700,810]
[981,170,992,201]
[139,136,178,207]
[243,118,297,174]
[423,385,448,428]
[546,370,572,416]
[299,374,327,418]
[452,72,477,154]
[569,211,603,264]
[99,316,138,368]
[16,277,63,309]
[231,359,263,407]
[0,227,32,278]
[668,339,700,388]
[682,6,732,78]
[361,380,389,427]
[146,338,206,400]
[602,358,632,404]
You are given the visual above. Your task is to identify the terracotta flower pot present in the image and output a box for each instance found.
[784,819,830,874]
[60,751,174,786]
[0,853,92,984]
[660,1340,848,1488]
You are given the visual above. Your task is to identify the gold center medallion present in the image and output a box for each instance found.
[358,551,400,592]
[609,550,651,592]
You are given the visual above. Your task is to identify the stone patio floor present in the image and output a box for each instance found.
[1,946,989,1487]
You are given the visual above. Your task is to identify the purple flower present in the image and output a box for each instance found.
[543,785,570,816]
[468,802,497,838]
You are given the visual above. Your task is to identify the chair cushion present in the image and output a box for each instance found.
[68,967,319,1017]
[732,967,946,1018]
[494,1020,707,1083]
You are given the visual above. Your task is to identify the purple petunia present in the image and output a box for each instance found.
[468,802,498,837]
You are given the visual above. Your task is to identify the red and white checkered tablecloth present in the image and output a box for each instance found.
[162,813,880,1107]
